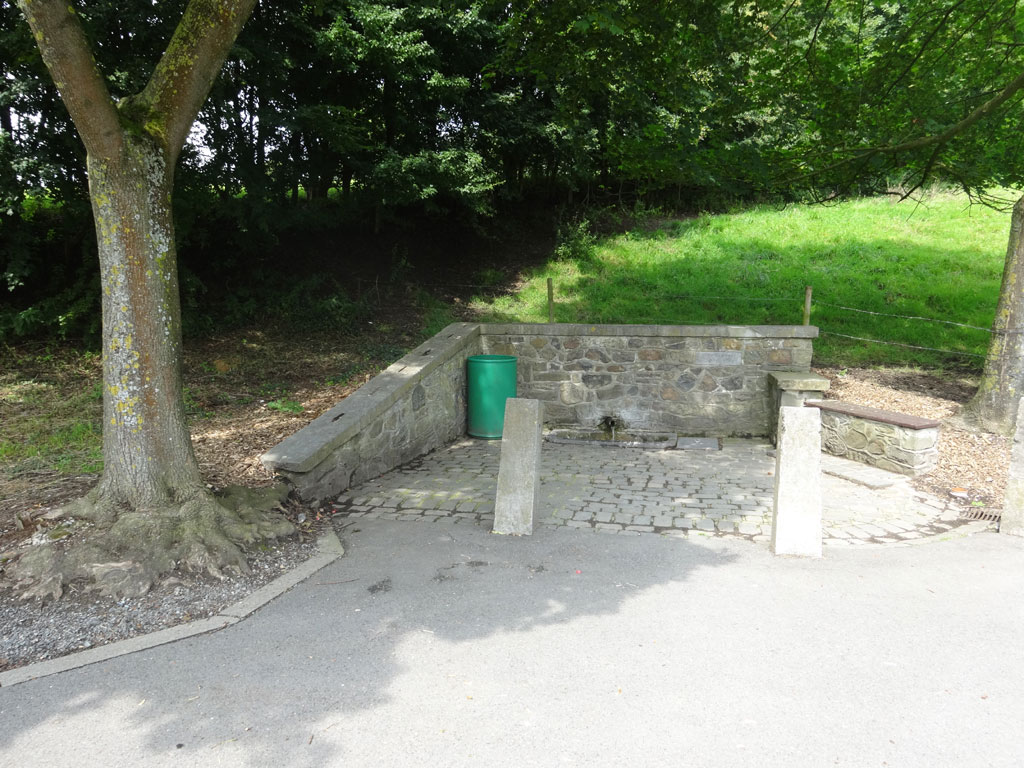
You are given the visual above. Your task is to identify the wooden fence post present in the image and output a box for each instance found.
[803,285,813,326]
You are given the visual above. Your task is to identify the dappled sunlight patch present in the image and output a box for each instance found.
[0,379,55,406]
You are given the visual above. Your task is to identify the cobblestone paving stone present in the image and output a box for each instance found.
[333,438,991,546]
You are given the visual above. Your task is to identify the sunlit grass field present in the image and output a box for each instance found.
[473,193,1013,369]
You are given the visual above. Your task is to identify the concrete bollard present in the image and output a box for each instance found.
[1001,399,1024,537]
[493,398,543,535]
[771,406,823,557]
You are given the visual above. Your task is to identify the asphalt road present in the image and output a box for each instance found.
[1,519,1022,767]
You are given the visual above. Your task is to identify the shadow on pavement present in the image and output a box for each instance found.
[0,518,738,767]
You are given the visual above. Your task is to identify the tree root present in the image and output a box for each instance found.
[7,484,296,601]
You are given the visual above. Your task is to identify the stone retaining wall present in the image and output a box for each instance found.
[481,323,816,436]
[262,322,818,501]
[806,400,940,476]
[261,323,481,500]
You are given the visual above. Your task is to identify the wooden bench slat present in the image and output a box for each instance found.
[804,400,940,430]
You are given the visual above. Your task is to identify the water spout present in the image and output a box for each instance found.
[598,415,623,441]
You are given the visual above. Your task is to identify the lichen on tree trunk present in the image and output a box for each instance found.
[10,132,294,601]
[962,195,1024,435]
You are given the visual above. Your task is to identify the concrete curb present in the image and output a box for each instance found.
[0,529,345,689]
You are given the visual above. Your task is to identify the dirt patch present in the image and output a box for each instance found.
[0,316,423,674]
[0,513,329,674]
[0,310,425,583]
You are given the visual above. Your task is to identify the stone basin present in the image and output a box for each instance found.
[543,429,677,450]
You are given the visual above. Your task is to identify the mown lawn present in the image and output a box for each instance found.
[473,193,1014,369]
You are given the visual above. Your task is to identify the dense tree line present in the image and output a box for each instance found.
[3,0,1023,343]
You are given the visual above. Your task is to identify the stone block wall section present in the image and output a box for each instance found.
[261,323,482,501]
[767,371,831,445]
[480,323,817,437]
[805,400,940,476]
[262,322,817,502]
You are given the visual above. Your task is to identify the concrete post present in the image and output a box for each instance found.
[767,371,830,446]
[493,398,543,535]
[771,406,822,557]
[1001,398,1024,537]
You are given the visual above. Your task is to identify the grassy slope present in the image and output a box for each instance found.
[474,194,1012,369]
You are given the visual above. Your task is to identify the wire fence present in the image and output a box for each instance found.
[818,332,987,358]
[810,301,998,333]
[414,278,1003,362]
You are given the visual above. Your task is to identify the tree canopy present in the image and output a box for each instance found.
[3,0,1023,342]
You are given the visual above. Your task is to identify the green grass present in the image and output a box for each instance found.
[473,193,1012,369]
[266,397,304,414]
[0,353,104,477]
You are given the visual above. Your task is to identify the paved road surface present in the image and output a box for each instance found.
[1,519,1022,767]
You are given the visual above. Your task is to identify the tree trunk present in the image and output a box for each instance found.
[341,167,352,199]
[88,136,201,512]
[11,0,293,600]
[9,133,295,599]
[962,194,1024,434]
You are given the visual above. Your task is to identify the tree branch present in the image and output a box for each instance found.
[828,68,1024,161]
[805,0,833,65]
[136,0,258,159]
[762,0,800,41]
[15,0,120,157]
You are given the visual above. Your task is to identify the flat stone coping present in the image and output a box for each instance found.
[482,322,819,338]
[768,371,831,391]
[820,453,902,489]
[676,437,722,451]
[262,322,481,473]
[545,429,677,450]
[805,400,941,430]
[0,530,345,689]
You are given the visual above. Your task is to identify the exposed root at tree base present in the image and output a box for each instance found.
[6,484,296,601]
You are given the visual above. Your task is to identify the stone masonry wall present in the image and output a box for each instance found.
[261,323,481,501]
[480,323,816,437]
[263,322,818,502]
[809,401,939,477]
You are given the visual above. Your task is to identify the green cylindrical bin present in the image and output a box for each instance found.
[466,355,517,439]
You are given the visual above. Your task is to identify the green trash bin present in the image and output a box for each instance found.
[466,354,517,439]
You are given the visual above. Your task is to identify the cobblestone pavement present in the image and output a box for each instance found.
[333,438,991,547]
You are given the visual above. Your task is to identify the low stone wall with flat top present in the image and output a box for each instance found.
[480,323,816,437]
[261,323,481,501]
[806,400,940,476]
[263,321,818,502]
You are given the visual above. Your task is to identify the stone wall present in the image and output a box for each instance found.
[263,322,818,502]
[806,400,939,476]
[261,323,481,500]
[480,323,816,437]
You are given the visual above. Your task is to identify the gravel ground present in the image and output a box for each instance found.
[0,525,323,674]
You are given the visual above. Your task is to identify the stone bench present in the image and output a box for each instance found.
[804,400,940,477]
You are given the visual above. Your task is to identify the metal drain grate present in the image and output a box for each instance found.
[960,507,1001,523]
